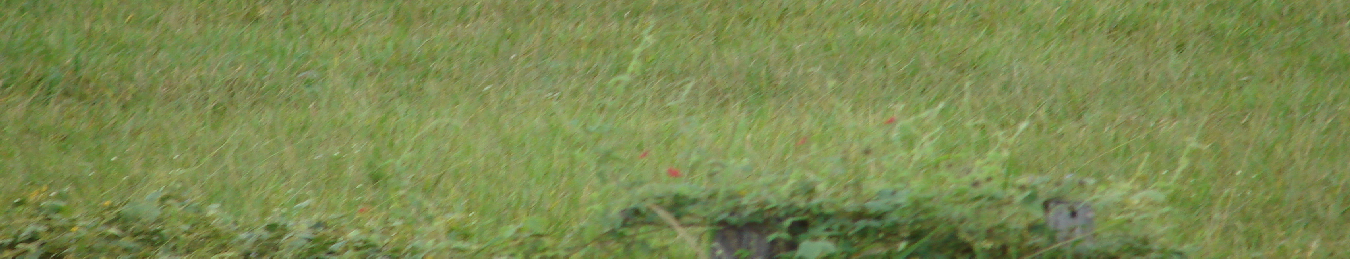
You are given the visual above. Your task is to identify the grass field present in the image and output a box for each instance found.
[2,0,1348,257]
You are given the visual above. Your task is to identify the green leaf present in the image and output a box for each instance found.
[144,191,163,202]
[795,240,838,259]
[38,201,68,216]
[117,201,161,223]
[521,217,548,235]
[498,224,520,239]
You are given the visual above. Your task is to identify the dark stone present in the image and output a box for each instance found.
[1043,198,1096,244]
[709,222,793,259]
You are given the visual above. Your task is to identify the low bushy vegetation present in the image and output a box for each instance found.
[3,0,1347,257]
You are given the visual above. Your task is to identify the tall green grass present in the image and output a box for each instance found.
[2,0,1347,257]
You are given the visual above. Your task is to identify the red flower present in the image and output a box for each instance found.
[796,137,809,146]
[358,207,371,213]
[666,168,683,177]
[639,151,649,159]
[884,117,897,124]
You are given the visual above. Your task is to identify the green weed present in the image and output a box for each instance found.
[2,0,1347,257]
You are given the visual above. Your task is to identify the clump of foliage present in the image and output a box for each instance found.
[590,170,1186,258]
[0,187,452,258]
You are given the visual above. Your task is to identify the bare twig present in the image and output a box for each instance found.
[645,204,707,259]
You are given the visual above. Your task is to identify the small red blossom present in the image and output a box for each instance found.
[666,168,683,177]
[884,117,897,124]
[639,151,649,159]
[358,207,371,213]
[797,137,809,146]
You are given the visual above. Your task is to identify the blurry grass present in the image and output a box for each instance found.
[2,0,1348,257]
